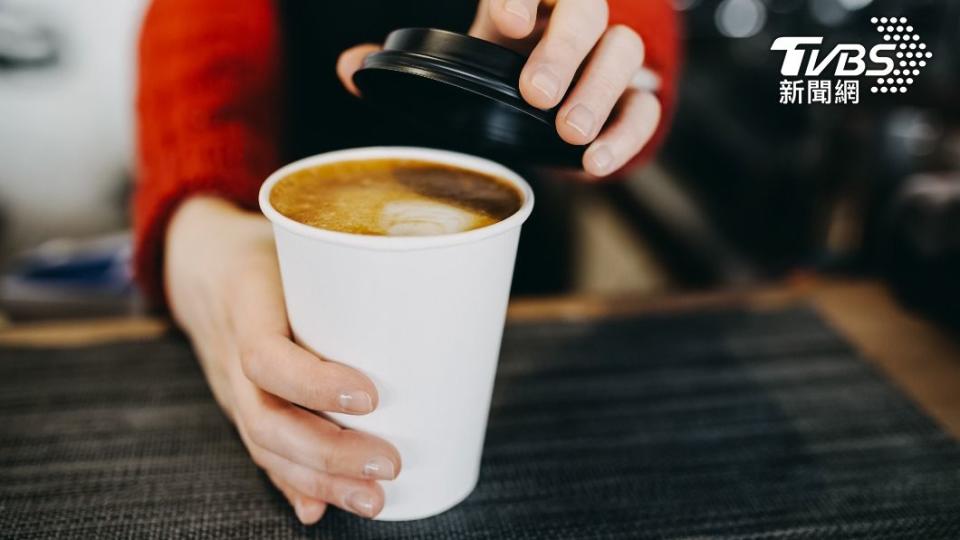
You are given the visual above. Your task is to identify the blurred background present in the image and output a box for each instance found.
[1,0,958,327]
[0,0,146,319]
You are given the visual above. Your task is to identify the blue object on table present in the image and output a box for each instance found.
[5,233,133,295]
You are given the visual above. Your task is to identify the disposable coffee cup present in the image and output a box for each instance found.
[259,147,534,520]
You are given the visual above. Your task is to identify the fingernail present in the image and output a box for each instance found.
[363,456,397,480]
[590,145,615,173]
[346,491,377,517]
[565,104,596,138]
[504,0,532,24]
[338,390,373,413]
[531,67,561,102]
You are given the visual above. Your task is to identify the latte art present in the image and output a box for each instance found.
[269,159,522,236]
[380,200,487,236]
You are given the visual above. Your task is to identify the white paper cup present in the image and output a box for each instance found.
[259,147,534,520]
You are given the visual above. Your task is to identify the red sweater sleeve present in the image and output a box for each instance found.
[608,0,682,173]
[133,0,282,304]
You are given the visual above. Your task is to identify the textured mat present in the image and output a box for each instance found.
[2,306,960,539]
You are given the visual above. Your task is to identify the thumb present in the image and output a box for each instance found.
[472,0,541,41]
[336,44,382,96]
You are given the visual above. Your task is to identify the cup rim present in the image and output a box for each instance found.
[259,147,535,251]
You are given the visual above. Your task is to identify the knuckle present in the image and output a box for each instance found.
[608,24,643,53]
[546,30,586,62]
[304,472,327,499]
[589,71,623,105]
[327,426,350,453]
[331,430,366,473]
[544,2,608,63]
[239,346,266,385]
[315,453,331,474]
[243,412,272,447]
[574,0,608,34]
[316,426,344,472]
[301,378,334,411]
[601,27,644,74]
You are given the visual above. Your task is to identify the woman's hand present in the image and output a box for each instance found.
[336,0,660,178]
[165,197,402,524]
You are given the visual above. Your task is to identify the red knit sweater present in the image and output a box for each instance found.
[134,1,681,303]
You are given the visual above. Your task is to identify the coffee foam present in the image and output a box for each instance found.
[380,200,488,236]
[270,159,520,237]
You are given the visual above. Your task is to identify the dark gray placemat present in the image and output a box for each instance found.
[2,306,960,539]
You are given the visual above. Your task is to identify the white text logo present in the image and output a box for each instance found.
[771,17,933,105]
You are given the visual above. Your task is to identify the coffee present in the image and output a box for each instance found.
[270,159,524,236]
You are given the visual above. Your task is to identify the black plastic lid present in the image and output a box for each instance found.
[353,28,581,167]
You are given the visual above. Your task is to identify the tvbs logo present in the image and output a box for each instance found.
[772,37,895,78]
[771,17,932,105]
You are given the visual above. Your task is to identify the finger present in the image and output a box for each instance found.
[556,25,645,145]
[258,446,384,519]
[487,0,541,39]
[238,390,402,481]
[519,0,608,109]
[228,259,379,416]
[240,333,379,415]
[583,90,661,178]
[336,44,382,96]
[267,472,328,525]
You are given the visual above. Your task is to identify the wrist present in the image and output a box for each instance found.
[163,194,274,327]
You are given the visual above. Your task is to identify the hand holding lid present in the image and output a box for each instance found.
[337,0,660,177]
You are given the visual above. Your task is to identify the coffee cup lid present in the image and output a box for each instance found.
[353,28,582,167]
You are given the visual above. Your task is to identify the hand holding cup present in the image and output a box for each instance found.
[164,197,402,524]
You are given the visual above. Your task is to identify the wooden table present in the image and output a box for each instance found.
[3,277,960,439]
